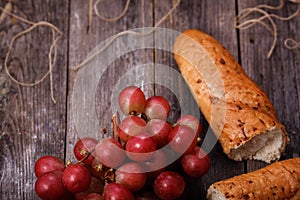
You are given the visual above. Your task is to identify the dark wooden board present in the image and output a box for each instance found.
[67,0,154,160]
[0,0,299,199]
[154,1,245,199]
[0,0,69,199]
[238,0,300,172]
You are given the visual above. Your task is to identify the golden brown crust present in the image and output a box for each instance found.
[207,158,300,199]
[173,29,289,161]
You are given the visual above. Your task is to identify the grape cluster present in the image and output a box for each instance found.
[34,86,210,200]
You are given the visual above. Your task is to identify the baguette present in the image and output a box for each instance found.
[173,29,289,163]
[207,158,300,200]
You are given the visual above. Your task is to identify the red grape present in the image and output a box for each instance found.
[176,115,202,136]
[153,171,185,200]
[74,137,98,165]
[91,159,105,179]
[35,171,71,200]
[168,125,197,154]
[146,119,172,148]
[62,163,91,193]
[181,146,210,177]
[103,183,134,200]
[94,138,125,168]
[115,162,147,192]
[118,116,147,142]
[126,134,157,162]
[118,86,146,115]
[34,156,65,178]
[144,96,170,121]
[34,93,208,200]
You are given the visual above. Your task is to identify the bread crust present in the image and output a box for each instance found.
[173,29,289,162]
[207,158,300,199]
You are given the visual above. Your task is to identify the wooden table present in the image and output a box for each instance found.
[0,0,299,199]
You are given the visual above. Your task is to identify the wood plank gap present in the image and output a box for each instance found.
[152,0,156,96]
[235,0,242,66]
[236,0,248,174]
[152,0,156,27]
[64,0,72,164]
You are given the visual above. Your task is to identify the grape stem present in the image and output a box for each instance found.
[104,168,115,183]
[112,111,120,142]
[94,163,115,183]
[78,148,95,163]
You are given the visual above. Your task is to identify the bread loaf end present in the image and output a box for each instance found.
[173,29,289,163]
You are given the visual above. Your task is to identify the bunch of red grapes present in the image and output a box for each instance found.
[34,86,211,200]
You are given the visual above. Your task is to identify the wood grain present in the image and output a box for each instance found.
[237,0,300,172]
[67,0,154,161]
[0,0,69,199]
[154,0,245,199]
[0,0,299,199]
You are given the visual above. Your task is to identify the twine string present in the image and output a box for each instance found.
[235,0,300,58]
[0,1,12,25]
[1,0,181,103]
[0,6,62,103]
[236,7,278,58]
[256,0,285,10]
[284,38,300,49]
[2,0,298,105]
[73,0,181,71]
[94,0,131,22]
